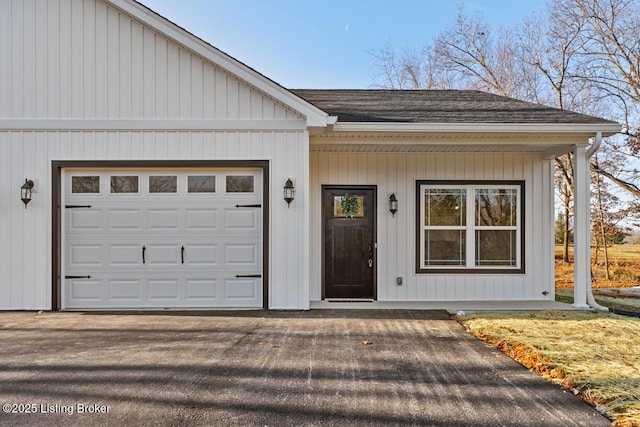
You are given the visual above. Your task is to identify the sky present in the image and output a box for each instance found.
[140,0,548,89]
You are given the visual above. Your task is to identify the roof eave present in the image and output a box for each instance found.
[333,122,622,136]
[331,122,622,136]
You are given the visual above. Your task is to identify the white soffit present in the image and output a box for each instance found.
[106,0,329,127]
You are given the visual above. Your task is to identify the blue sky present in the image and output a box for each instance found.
[141,0,548,89]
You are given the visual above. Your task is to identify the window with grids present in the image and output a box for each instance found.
[417,181,524,273]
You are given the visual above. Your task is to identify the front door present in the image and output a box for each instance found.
[322,186,376,299]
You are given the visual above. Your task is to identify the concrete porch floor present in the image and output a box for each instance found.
[309,299,578,312]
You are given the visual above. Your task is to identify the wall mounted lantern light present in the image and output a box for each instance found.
[21,179,34,209]
[284,178,295,207]
[389,193,398,216]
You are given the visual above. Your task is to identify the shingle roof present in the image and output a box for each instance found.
[290,89,617,125]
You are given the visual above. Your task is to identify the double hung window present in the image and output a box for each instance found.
[417,181,524,273]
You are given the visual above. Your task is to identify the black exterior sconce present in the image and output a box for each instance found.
[389,193,398,216]
[284,178,295,207]
[21,179,34,209]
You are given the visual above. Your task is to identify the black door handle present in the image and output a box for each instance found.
[142,245,146,264]
[181,246,185,264]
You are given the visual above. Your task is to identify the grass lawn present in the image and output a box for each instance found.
[556,245,640,289]
[458,311,640,427]
[555,289,640,314]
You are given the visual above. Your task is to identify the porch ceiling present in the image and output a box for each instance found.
[309,133,588,155]
[309,143,563,153]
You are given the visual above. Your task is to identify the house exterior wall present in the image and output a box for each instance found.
[0,0,310,310]
[0,130,309,310]
[310,150,556,303]
[0,0,300,120]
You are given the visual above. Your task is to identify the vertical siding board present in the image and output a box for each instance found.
[166,42,179,117]
[118,13,132,118]
[10,134,24,307]
[214,71,227,118]
[0,0,11,117]
[238,84,251,119]
[178,49,191,118]
[226,79,239,119]
[0,133,12,308]
[154,34,168,118]
[21,133,36,308]
[262,98,275,120]
[130,20,144,117]
[34,0,48,117]
[503,152,514,179]
[387,154,399,300]
[190,56,203,118]
[309,152,323,301]
[269,133,284,307]
[106,5,119,116]
[35,131,50,308]
[202,65,215,118]
[70,0,84,117]
[250,90,262,118]
[94,0,107,117]
[11,0,25,117]
[82,0,96,118]
[402,153,416,301]
[528,153,540,300]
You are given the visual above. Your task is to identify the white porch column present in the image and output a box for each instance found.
[573,144,590,308]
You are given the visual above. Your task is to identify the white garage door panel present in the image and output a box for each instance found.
[185,245,217,265]
[110,280,141,299]
[110,245,140,265]
[225,209,258,230]
[69,210,103,230]
[187,280,217,299]
[148,209,180,230]
[110,210,142,230]
[186,209,218,230]
[63,169,263,309]
[225,279,258,299]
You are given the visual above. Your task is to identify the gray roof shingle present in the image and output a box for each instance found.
[290,89,617,125]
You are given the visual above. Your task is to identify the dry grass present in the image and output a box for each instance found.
[555,289,640,313]
[459,310,640,427]
[556,245,640,289]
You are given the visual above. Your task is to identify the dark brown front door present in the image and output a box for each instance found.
[322,186,376,299]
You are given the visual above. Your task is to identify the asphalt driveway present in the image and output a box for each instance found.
[0,310,610,426]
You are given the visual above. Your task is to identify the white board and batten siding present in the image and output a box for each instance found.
[310,150,555,303]
[0,0,310,310]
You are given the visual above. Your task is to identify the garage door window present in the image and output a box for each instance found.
[110,176,139,194]
[149,176,177,193]
[71,176,100,194]
[188,176,216,193]
[226,175,254,193]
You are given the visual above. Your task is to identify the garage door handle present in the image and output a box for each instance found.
[142,245,146,264]
[65,275,92,279]
[235,274,262,278]
[235,204,261,208]
[181,246,185,264]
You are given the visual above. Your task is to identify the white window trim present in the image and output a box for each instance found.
[418,181,524,273]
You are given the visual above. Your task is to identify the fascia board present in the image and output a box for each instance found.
[332,122,622,136]
[106,0,329,127]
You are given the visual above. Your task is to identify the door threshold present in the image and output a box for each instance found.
[325,298,375,303]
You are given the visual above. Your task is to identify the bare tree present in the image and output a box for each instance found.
[563,0,640,198]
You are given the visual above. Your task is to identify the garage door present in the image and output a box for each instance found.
[63,169,263,309]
